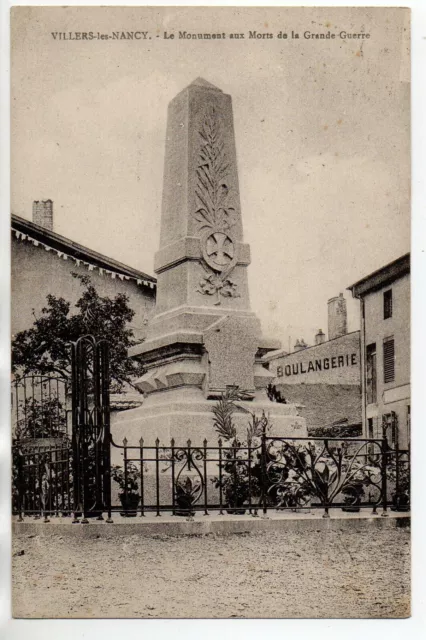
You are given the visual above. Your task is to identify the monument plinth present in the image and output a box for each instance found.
[112,78,306,447]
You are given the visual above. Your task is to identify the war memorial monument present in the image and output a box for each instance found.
[112,78,306,447]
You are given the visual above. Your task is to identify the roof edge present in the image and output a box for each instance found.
[347,253,410,298]
[11,214,157,288]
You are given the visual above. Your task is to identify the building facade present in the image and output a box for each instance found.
[12,202,158,418]
[348,253,410,450]
[263,294,361,433]
[12,202,157,344]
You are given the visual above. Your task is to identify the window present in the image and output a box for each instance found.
[367,418,374,439]
[277,366,283,377]
[383,336,395,383]
[384,289,392,319]
[366,343,377,404]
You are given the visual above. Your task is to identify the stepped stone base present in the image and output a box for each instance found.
[110,387,306,465]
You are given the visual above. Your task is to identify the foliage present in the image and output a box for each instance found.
[246,411,269,444]
[175,477,202,516]
[214,445,256,509]
[211,386,241,441]
[211,388,269,509]
[266,440,382,509]
[111,463,140,495]
[267,384,287,404]
[14,396,67,441]
[311,423,363,438]
[12,273,145,393]
[12,444,73,515]
[211,386,262,443]
[387,454,410,509]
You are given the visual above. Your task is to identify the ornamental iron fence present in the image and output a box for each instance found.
[12,338,410,522]
[106,434,408,519]
[12,335,111,523]
[12,433,409,521]
[12,374,70,441]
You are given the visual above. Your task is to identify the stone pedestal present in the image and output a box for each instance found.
[111,388,306,464]
[112,78,307,451]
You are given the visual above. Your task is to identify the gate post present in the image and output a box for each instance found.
[15,446,24,521]
[260,420,268,517]
[100,342,113,523]
[71,335,111,523]
[71,340,81,522]
[381,433,389,517]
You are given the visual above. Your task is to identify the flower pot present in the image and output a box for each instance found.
[391,493,410,512]
[341,505,361,513]
[175,499,196,517]
[226,505,246,515]
[119,492,140,517]
[82,510,103,519]
[175,508,196,517]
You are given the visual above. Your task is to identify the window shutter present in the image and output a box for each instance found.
[383,338,395,383]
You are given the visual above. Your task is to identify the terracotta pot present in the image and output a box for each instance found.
[119,492,140,517]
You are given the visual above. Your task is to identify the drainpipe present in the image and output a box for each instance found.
[360,297,367,438]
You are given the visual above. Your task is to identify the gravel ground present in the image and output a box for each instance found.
[12,523,410,619]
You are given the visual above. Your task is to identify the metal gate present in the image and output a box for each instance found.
[71,336,111,522]
[13,336,111,522]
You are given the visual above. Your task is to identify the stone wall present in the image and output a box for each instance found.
[275,382,362,432]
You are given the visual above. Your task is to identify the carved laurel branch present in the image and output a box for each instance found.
[193,106,239,303]
[193,106,236,234]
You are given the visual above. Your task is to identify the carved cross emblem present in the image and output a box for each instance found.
[206,232,234,269]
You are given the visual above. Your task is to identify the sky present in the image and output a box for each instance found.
[11,6,410,350]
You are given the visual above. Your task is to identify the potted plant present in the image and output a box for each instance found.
[275,470,312,512]
[391,487,410,512]
[341,479,364,512]
[211,388,265,515]
[174,476,201,517]
[111,463,140,517]
[390,466,410,512]
[212,443,252,514]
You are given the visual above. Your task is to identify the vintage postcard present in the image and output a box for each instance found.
[10,5,410,619]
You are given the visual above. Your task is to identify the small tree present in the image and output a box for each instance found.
[12,273,145,393]
[15,396,67,441]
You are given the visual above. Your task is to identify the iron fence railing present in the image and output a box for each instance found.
[12,440,73,521]
[12,374,70,440]
[12,433,410,522]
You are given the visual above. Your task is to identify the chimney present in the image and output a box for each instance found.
[32,199,53,231]
[294,338,308,352]
[327,293,347,340]
[315,329,326,345]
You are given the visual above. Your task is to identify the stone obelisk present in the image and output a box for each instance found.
[112,78,306,446]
